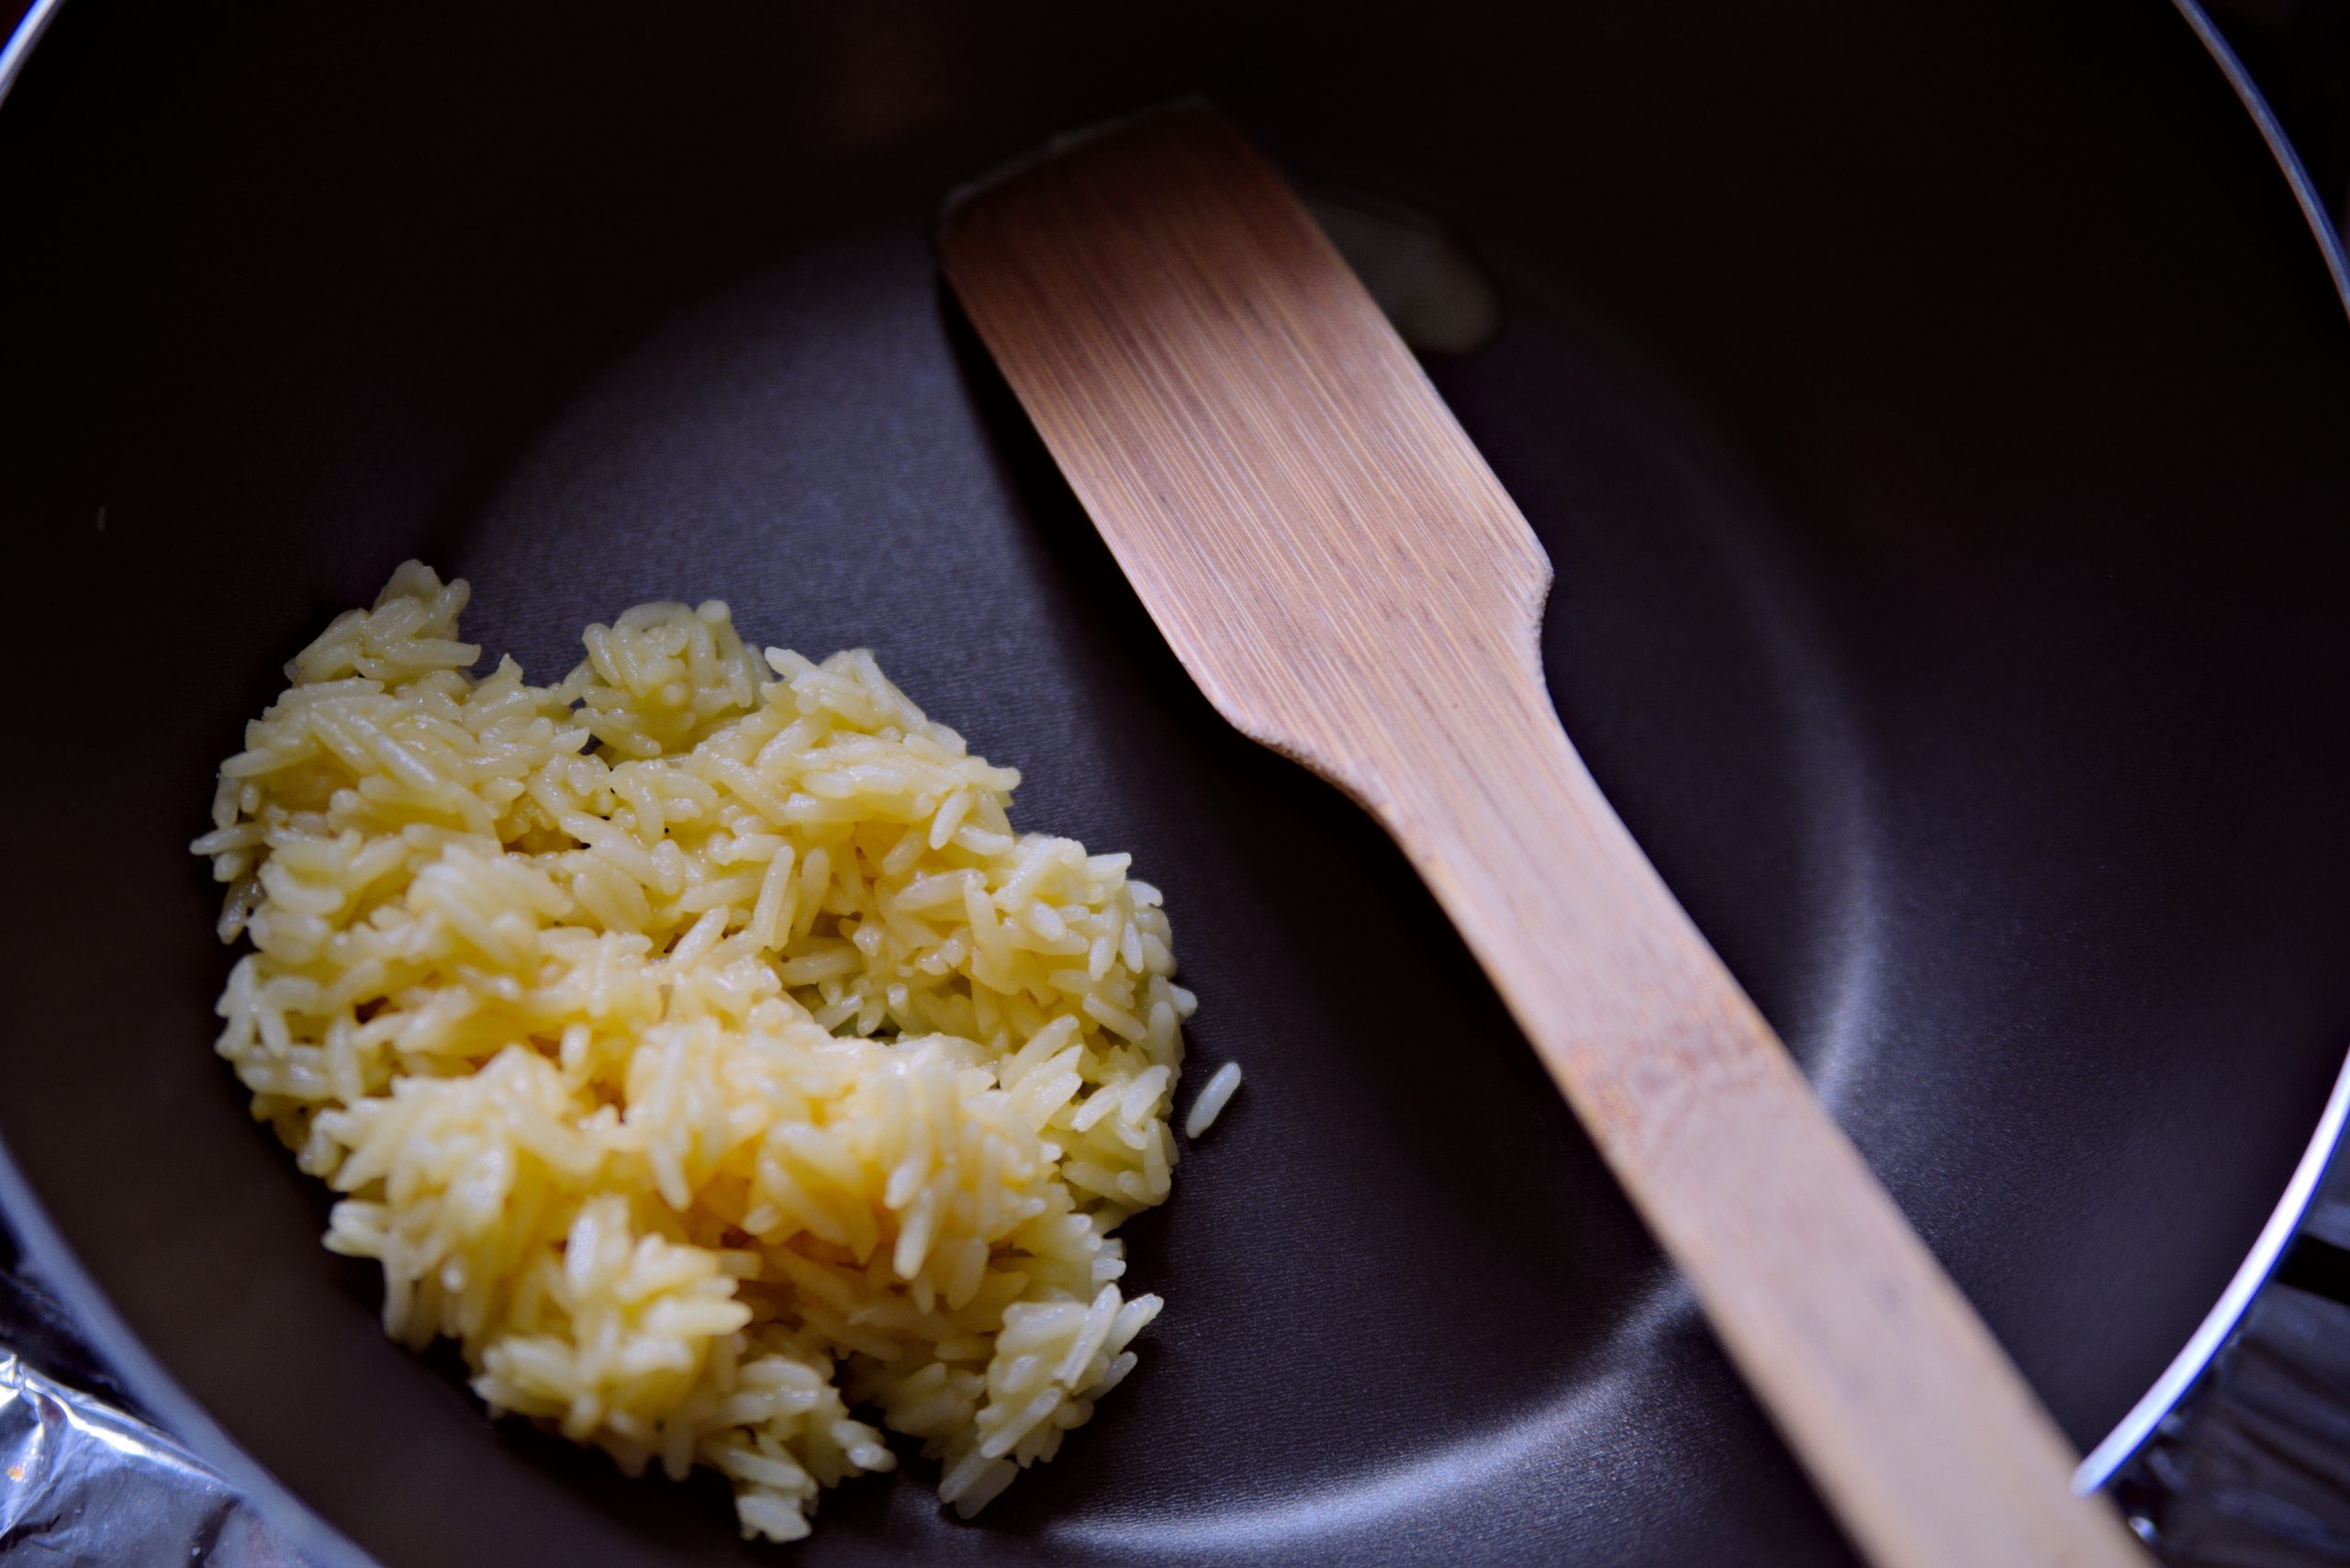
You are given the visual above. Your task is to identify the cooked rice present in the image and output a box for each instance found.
[1183,1063,1243,1138]
[193,562,1200,1540]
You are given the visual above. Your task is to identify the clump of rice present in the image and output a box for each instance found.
[193,563,1201,1540]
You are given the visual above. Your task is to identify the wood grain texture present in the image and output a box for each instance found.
[941,104,2151,1568]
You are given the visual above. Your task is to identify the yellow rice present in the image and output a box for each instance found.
[192,563,1196,1540]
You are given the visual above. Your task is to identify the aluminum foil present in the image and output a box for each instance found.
[0,1349,308,1566]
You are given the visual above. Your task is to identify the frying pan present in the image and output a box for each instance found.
[4,1,2348,1564]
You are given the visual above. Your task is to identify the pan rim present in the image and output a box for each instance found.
[0,0,63,112]
[2067,0,2350,1497]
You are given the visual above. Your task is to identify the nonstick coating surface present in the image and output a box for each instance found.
[6,2,2350,1564]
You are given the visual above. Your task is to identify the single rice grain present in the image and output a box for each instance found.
[1184,1062,1244,1138]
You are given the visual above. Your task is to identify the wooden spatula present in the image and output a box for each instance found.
[941,104,2149,1568]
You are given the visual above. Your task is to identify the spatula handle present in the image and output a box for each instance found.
[941,103,2150,1564]
[1364,666,2146,1568]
